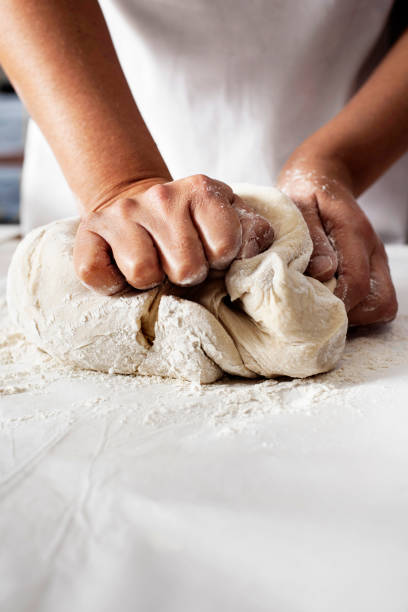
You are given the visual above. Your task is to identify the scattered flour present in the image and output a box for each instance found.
[1,290,407,435]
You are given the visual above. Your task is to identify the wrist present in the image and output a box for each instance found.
[277,143,355,197]
[81,173,172,215]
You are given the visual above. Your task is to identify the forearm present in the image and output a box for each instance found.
[284,28,408,197]
[0,0,171,209]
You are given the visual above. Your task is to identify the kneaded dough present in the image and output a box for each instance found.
[7,184,347,383]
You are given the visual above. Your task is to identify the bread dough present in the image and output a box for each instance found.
[7,184,347,383]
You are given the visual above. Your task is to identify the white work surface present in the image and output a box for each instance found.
[1,238,408,612]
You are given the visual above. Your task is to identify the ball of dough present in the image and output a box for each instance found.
[7,185,347,383]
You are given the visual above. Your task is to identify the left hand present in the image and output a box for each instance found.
[277,159,398,326]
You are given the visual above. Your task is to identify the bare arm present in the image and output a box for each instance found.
[0,0,170,207]
[0,0,273,292]
[278,28,408,325]
[280,27,408,196]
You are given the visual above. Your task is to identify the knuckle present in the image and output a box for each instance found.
[212,238,239,262]
[148,184,173,215]
[190,174,212,191]
[210,224,243,266]
[148,183,170,202]
[191,173,210,185]
[220,228,241,251]
[115,198,135,218]
[125,259,160,288]
[77,260,100,286]
[172,261,208,286]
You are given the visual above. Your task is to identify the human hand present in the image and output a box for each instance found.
[74,174,274,294]
[277,160,398,326]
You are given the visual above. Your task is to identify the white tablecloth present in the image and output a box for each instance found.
[1,238,408,612]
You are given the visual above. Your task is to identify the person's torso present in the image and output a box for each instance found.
[22,0,407,241]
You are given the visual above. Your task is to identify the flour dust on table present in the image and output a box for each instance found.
[7,185,347,383]
[2,290,408,434]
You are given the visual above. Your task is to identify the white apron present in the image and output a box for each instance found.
[21,0,407,242]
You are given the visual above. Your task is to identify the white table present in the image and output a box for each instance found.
[1,238,408,612]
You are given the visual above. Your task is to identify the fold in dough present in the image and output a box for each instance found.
[7,184,348,383]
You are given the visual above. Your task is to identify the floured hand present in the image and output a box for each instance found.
[278,162,398,326]
[74,175,274,294]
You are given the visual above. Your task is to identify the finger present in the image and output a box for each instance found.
[233,196,274,259]
[74,224,126,295]
[153,212,209,286]
[295,198,338,282]
[189,186,242,270]
[137,180,210,286]
[348,243,398,326]
[332,229,371,313]
[102,221,164,290]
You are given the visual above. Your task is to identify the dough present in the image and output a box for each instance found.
[7,184,347,383]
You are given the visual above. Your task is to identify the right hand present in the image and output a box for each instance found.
[73,174,274,294]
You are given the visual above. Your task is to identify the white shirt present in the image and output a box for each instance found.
[21,0,407,241]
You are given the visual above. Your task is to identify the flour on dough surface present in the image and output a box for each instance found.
[7,184,347,383]
[2,290,408,434]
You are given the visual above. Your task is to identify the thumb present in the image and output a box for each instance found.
[295,198,338,281]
